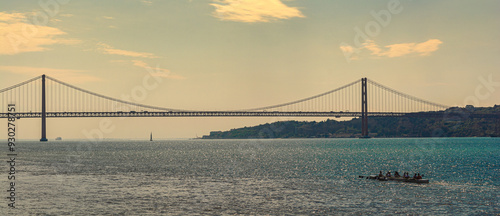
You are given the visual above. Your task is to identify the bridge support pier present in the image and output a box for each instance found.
[361,78,369,138]
[40,74,48,142]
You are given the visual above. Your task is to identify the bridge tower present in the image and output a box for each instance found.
[361,78,369,138]
[40,74,48,142]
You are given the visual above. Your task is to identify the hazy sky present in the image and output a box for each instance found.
[1,0,499,139]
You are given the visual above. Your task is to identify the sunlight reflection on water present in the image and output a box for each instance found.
[1,138,498,215]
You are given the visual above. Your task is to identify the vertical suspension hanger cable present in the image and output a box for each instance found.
[17,86,19,110]
[22,84,24,112]
[333,91,335,111]
[349,84,352,112]
[384,86,386,112]
[59,82,61,112]
[49,79,52,112]
[33,80,35,112]
[414,98,416,112]
[376,84,378,112]
[393,92,396,113]
[379,85,381,112]
[77,88,79,112]
[373,84,376,112]
[60,82,63,112]
[342,86,344,112]
[75,87,78,112]
[25,82,28,112]
[411,97,413,112]
[74,87,76,112]
[36,80,38,112]
[29,81,31,112]
[50,79,53,112]
[406,96,408,113]
[19,85,22,112]
[375,85,378,112]
[24,83,26,112]
[321,93,323,112]
[53,81,55,112]
[348,85,351,112]
[397,92,399,113]
[34,79,37,112]
[393,91,395,112]
[352,84,354,112]
[379,85,382,112]
[404,96,406,113]
[47,80,50,112]
[34,80,36,112]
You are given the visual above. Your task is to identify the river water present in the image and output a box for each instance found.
[1,138,499,215]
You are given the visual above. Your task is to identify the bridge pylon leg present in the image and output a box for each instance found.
[361,78,369,138]
[40,74,48,142]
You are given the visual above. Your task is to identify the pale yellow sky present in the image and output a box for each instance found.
[1,0,499,139]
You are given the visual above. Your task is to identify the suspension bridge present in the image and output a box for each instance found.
[1,75,498,141]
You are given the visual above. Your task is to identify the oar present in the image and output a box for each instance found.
[359,175,378,179]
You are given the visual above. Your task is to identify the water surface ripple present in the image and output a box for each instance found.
[1,138,498,215]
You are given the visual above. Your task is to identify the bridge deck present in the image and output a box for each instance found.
[0,111,497,118]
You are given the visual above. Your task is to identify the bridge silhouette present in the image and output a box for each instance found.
[1,75,498,141]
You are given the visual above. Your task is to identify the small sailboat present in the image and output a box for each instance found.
[150,132,153,141]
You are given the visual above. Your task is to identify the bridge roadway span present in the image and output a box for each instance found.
[1,111,498,119]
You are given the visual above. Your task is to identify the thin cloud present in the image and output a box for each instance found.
[413,39,443,56]
[364,39,443,58]
[339,44,360,61]
[102,16,115,20]
[0,12,26,22]
[141,0,153,6]
[339,45,355,54]
[0,11,81,55]
[0,65,100,83]
[97,42,159,58]
[211,0,305,23]
[132,60,185,80]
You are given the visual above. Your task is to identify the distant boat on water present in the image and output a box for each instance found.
[150,132,153,141]
[55,137,62,140]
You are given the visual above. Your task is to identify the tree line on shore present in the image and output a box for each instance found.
[202,106,499,139]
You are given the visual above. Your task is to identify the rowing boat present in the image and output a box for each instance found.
[362,175,429,184]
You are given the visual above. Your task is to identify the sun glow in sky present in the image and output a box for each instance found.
[1,0,499,139]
